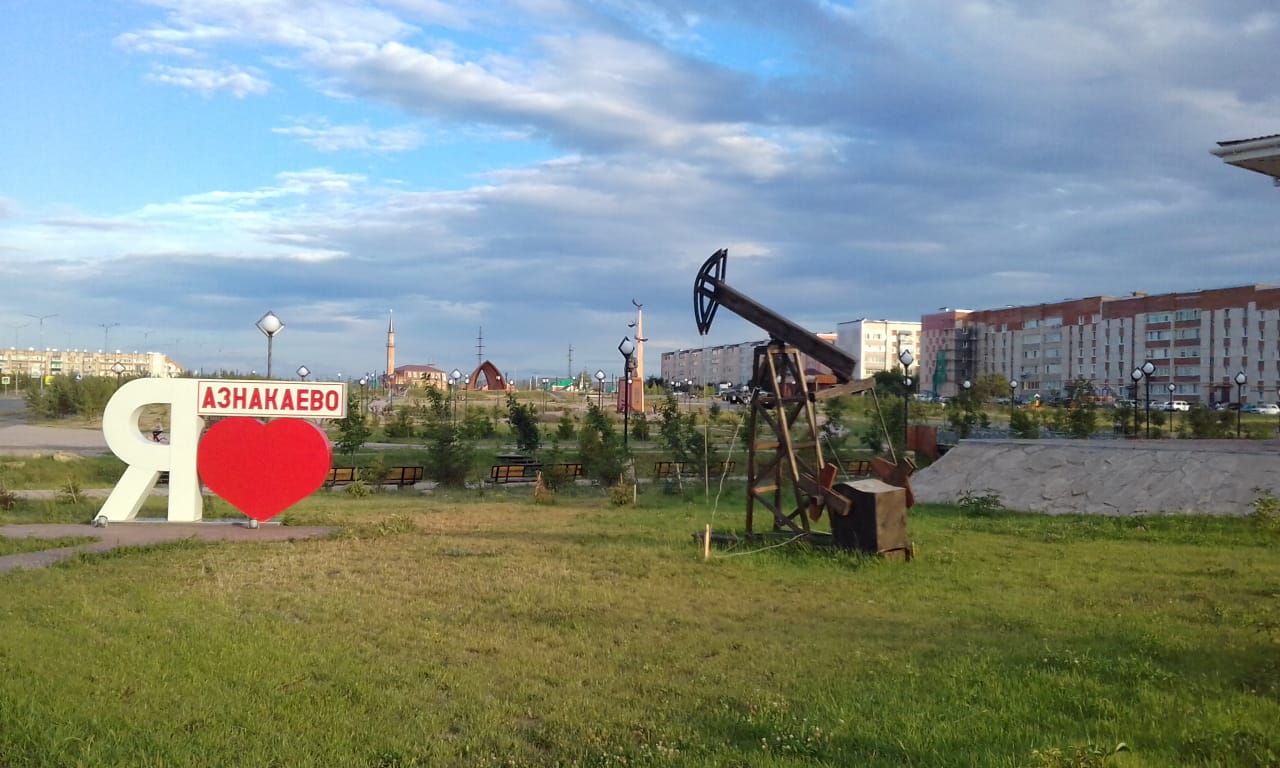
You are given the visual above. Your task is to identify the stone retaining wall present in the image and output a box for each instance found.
[912,439,1280,516]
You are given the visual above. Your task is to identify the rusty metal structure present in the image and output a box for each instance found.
[694,248,913,555]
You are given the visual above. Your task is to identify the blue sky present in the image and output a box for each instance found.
[2,0,1278,382]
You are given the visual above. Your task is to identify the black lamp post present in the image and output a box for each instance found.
[1142,360,1155,438]
[1167,382,1176,437]
[256,311,284,379]
[359,376,368,415]
[898,349,914,451]
[1008,379,1018,433]
[595,369,606,409]
[296,365,310,381]
[1235,370,1246,438]
[619,337,635,450]
[112,361,125,385]
[1130,367,1144,438]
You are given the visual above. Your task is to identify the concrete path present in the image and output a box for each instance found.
[0,423,109,455]
[913,438,1280,516]
[0,522,334,574]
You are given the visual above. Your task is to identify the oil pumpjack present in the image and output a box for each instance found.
[694,248,913,557]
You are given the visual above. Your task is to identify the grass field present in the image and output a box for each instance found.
[1,486,1277,767]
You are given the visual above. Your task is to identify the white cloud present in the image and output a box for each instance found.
[273,119,424,152]
[146,64,271,97]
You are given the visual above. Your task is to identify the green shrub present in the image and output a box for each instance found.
[344,480,370,497]
[1250,489,1280,532]
[56,477,84,505]
[958,490,1004,517]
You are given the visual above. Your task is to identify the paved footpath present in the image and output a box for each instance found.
[0,522,334,574]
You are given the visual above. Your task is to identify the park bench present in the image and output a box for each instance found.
[845,459,874,476]
[381,466,424,487]
[326,466,358,487]
[490,463,541,484]
[326,466,422,487]
[545,463,585,481]
[655,460,736,480]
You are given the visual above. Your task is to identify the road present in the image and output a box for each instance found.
[0,395,110,455]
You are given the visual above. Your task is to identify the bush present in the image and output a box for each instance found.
[1250,489,1280,532]
[0,479,16,511]
[1010,408,1039,439]
[506,394,541,452]
[344,480,370,497]
[958,490,1004,517]
[609,479,634,506]
[579,404,625,485]
[56,477,84,505]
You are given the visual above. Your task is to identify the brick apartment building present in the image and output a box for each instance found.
[920,285,1280,406]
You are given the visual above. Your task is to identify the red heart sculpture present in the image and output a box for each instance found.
[197,417,332,522]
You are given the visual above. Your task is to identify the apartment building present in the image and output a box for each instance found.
[660,340,768,389]
[835,319,922,382]
[0,348,184,380]
[918,285,1280,405]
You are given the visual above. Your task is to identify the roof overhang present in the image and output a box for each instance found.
[1212,134,1280,185]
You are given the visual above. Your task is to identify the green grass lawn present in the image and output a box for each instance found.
[0,488,1277,767]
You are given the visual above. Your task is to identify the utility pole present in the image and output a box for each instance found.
[99,322,119,351]
[568,344,573,385]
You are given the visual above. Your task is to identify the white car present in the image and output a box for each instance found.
[1159,400,1191,412]
[1255,403,1280,416]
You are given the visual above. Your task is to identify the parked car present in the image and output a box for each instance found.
[1242,403,1262,414]
[1158,400,1191,412]
[1256,403,1280,416]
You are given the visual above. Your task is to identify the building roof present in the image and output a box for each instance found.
[1211,134,1280,183]
[395,364,443,374]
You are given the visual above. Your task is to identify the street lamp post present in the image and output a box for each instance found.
[112,362,125,385]
[595,369,606,410]
[1234,370,1247,438]
[359,376,368,415]
[1009,379,1019,433]
[450,369,462,424]
[1167,382,1176,437]
[1130,367,1144,438]
[898,349,914,452]
[1142,361,1155,438]
[297,365,310,381]
[256,311,284,379]
[619,337,635,450]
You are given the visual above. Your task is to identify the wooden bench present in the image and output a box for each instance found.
[326,466,358,486]
[654,461,684,479]
[845,459,874,476]
[655,460,736,480]
[325,466,422,487]
[381,466,424,487]
[545,463,584,480]
[490,463,541,484]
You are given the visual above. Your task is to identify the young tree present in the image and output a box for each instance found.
[506,393,540,452]
[334,394,372,457]
[555,410,577,442]
[578,403,624,485]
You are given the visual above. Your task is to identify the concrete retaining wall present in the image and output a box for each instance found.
[912,439,1280,516]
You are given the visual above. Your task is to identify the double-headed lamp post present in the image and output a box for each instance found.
[1142,360,1155,438]
[256,311,284,379]
[1234,370,1247,438]
[595,369,606,409]
[898,349,914,451]
[619,337,635,450]
[1130,367,1144,437]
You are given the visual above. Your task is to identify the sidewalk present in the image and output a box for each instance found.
[0,522,334,574]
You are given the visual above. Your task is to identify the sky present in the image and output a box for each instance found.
[2,0,1278,384]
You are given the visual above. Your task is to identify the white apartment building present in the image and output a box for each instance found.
[0,348,184,380]
[835,319,922,382]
